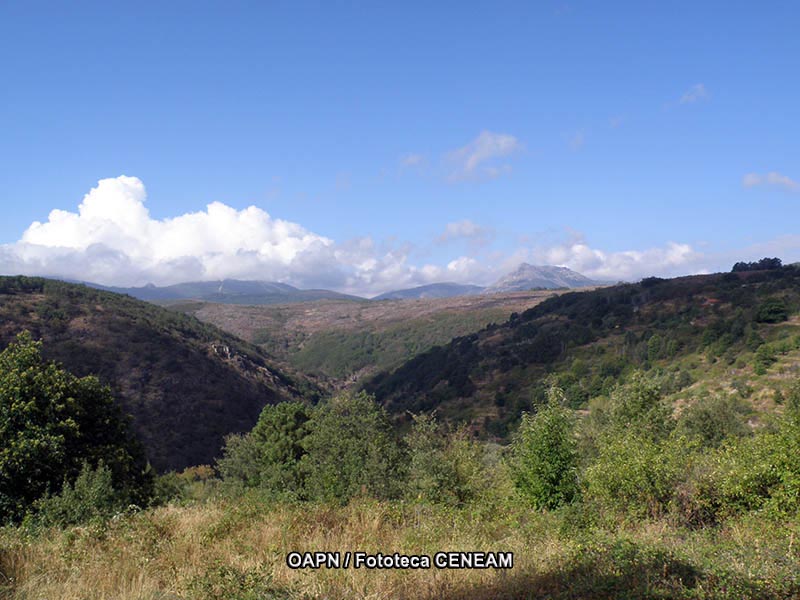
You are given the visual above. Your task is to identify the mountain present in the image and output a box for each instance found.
[89,279,364,305]
[365,266,800,436]
[372,282,485,301]
[484,264,599,293]
[0,276,319,471]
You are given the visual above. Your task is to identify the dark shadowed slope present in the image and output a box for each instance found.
[0,276,319,471]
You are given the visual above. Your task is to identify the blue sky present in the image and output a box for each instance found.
[1,1,798,295]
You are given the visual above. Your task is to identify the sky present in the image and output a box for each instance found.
[1,1,798,296]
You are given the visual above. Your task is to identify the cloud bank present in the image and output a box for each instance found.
[743,171,799,192]
[1,176,710,295]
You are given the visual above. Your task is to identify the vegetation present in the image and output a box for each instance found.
[3,266,800,598]
[365,264,800,435]
[0,333,151,524]
[0,276,318,471]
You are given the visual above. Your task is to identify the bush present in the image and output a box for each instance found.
[584,434,695,519]
[677,395,750,447]
[300,391,405,502]
[33,462,128,526]
[508,386,579,509]
[605,371,674,441]
[405,414,494,505]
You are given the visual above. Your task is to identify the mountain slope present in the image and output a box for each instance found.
[484,264,599,293]
[365,267,800,435]
[176,290,563,386]
[0,276,319,471]
[90,279,364,305]
[372,282,485,301]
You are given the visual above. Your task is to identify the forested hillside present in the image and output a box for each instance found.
[366,266,800,434]
[0,276,318,471]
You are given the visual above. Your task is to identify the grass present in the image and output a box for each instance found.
[2,496,798,599]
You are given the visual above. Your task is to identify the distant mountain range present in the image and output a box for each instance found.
[72,264,599,306]
[483,264,599,293]
[372,282,485,301]
[88,279,363,305]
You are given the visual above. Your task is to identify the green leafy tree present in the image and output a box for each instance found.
[300,391,405,502]
[218,402,311,497]
[755,298,789,323]
[0,332,150,522]
[508,385,579,509]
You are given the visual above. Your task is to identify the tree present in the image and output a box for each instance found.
[300,391,405,502]
[0,332,150,522]
[218,401,311,496]
[755,298,789,323]
[508,385,578,509]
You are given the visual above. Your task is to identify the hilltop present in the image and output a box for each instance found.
[483,263,600,293]
[0,276,318,471]
[90,279,364,305]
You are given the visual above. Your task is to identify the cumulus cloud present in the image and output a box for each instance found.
[2,176,440,296]
[743,171,799,192]
[679,83,709,104]
[0,176,712,296]
[445,131,522,181]
[530,240,704,281]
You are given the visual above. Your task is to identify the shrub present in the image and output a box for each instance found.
[584,434,695,519]
[605,371,674,441]
[300,391,405,502]
[405,414,493,505]
[508,386,579,509]
[33,462,128,526]
[677,394,750,447]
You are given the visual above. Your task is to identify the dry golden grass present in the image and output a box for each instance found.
[2,497,798,600]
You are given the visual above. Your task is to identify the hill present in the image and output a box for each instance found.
[0,276,318,471]
[176,290,564,386]
[89,278,364,305]
[372,282,485,300]
[483,263,599,293]
[366,267,800,435]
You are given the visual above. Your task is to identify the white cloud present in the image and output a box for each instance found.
[3,176,429,295]
[445,131,522,181]
[679,83,709,104]
[0,176,720,296]
[743,171,799,192]
[399,153,425,168]
[525,240,705,281]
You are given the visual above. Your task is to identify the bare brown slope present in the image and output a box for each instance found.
[171,290,567,386]
[0,277,318,471]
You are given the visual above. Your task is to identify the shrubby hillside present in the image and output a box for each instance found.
[366,265,800,434]
[0,276,318,471]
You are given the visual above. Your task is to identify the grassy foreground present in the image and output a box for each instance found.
[2,495,799,600]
